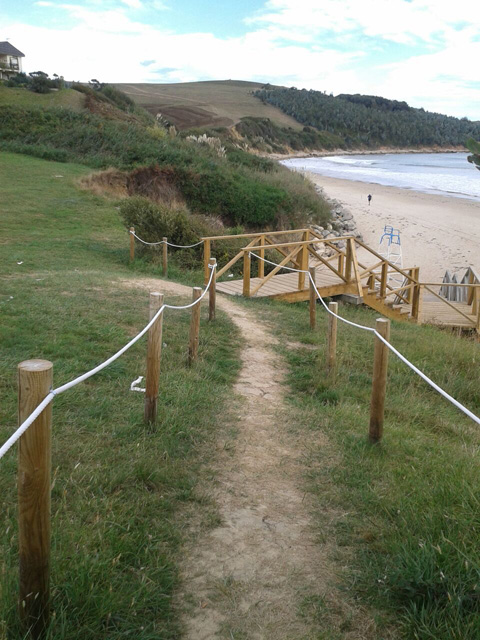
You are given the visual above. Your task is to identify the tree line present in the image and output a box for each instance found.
[254,87,480,148]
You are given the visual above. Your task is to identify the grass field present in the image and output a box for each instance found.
[113,79,303,131]
[0,86,84,110]
[2,149,480,638]
[0,152,241,639]
[247,297,480,639]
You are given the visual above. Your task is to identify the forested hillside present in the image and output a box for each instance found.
[254,87,480,148]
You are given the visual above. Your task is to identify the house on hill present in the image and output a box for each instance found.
[0,42,25,80]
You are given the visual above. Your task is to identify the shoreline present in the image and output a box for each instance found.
[306,173,480,282]
[267,146,466,161]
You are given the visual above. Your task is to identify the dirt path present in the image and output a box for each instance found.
[121,276,378,638]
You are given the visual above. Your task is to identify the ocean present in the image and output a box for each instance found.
[282,152,480,201]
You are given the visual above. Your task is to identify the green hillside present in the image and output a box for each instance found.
[254,86,480,148]
[0,84,329,232]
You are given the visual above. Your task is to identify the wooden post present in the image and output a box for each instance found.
[380,262,388,299]
[338,252,344,277]
[162,237,168,277]
[309,266,316,330]
[208,257,216,322]
[203,239,211,285]
[129,227,135,263]
[243,251,251,298]
[476,297,480,334]
[327,302,338,373]
[406,268,414,304]
[144,292,164,423]
[369,318,390,443]
[259,235,265,279]
[412,283,423,323]
[18,360,53,639]
[345,238,352,282]
[298,231,309,291]
[467,269,474,306]
[473,287,479,316]
[188,287,202,365]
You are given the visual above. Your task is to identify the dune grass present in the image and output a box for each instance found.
[0,152,241,639]
[248,297,480,638]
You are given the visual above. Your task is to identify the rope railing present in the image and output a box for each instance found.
[250,252,480,427]
[0,263,217,462]
[130,230,204,249]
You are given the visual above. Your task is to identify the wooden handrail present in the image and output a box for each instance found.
[307,246,348,282]
[424,285,476,325]
[202,228,310,242]
[264,234,302,269]
[242,236,355,252]
[216,237,260,279]
[421,282,480,288]
[355,237,420,283]
[250,245,302,296]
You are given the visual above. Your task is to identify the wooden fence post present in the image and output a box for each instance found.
[369,318,390,443]
[129,227,135,263]
[345,238,353,282]
[309,266,316,329]
[18,359,53,639]
[379,261,388,299]
[209,257,216,322]
[338,252,345,278]
[144,292,164,423]
[259,235,265,279]
[258,234,265,280]
[298,231,309,291]
[203,239,211,285]
[243,251,251,298]
[327,302,338,373]
[188,287,202,365]
[412,283,423,323]
[162,238,168,277]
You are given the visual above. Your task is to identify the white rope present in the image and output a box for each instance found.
[130,231,203,249]
[0,264,216,461]
[250,252,480,426]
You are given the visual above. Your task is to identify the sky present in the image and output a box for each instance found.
[2,0,480,120]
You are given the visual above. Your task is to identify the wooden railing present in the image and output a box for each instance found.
[201,229,311,284]
[199,230,480,332]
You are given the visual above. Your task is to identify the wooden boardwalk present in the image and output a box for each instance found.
[217,265,356,301]
[203,230,479,334]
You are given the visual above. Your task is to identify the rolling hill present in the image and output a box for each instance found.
[113,79,303,131]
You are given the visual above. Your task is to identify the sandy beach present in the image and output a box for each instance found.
[307,174,480,282]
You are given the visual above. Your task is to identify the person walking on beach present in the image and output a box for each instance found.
[367,194,372,205]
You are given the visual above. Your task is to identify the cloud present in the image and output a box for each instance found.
[248,0,480,45]
[34,1,54,5]
[120,0,142,8]
[2,0,480,119]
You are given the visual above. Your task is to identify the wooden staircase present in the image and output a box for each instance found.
[361,287,415,323]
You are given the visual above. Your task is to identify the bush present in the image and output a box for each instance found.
[119,197,203,248]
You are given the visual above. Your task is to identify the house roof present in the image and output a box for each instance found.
[0,42,25,57]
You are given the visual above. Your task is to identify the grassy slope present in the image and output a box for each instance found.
[0,86,84,110]
[247,297,480,639]
[114,80,303,131]
[0,152,241,639]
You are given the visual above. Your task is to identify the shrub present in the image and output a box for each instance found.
[119,197,202,248]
